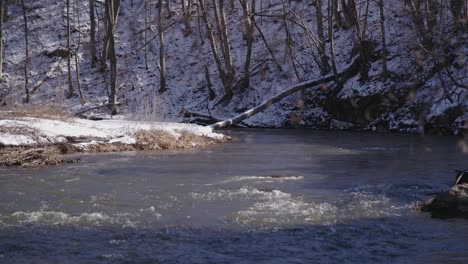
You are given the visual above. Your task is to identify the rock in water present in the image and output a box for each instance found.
[421,184,468,219]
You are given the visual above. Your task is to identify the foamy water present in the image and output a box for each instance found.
[0,129,467,263]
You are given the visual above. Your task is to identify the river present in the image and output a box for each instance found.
[0,129,467,263]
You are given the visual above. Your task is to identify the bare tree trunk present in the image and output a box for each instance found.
[332,0,344,28]
[204,64,216,100]
[328,0,339,85]
[196,2,204,43]
[351,0,370,83]
[342,0,357,28]
[213,0,235,86]
[66,0,75,97]
[21,0,30,103]
[0,0,4,81]
[144,0,148,70]
[378,0,388,80]
[157,0,167,93]
[105,0,120,115]
[281,0,300,81]
[239,0,255,90]
[253,20,283,73]
[198,0,233,102]
[101,0,120,71]
[165,0,171,17]
[74,0,86,103]
[315,0,329,75]
[100,13,109,70]
[89,0,97,67]
[181,0,192,35]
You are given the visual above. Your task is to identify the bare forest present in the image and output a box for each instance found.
[0,0,466,134]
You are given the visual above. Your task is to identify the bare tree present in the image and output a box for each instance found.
[181,0,192,35]
[213,0,235,88]
[101,0,120,71]
[281,0,300,81]
[74,0,86,103]
[252,16,283,73]
[331,0,344,28]
[157,0,167,93]
[89,0,97,67]
[21,0,30,103]
[144,0,149,70]
[165,0,172,16]
[104,0,120,114]
[328,0,339,85]
[378,0,388,79]
[406,0,439,49]
[0,0,4,81]
[66,0,75,97]
[342,0,357,28]
[348,0,372,83]
[315,0,330,75]
[198,0,234,104]
[238,0,256,90]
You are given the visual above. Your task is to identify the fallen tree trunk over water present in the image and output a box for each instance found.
[210,55,361,129]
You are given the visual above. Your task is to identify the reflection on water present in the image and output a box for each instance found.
[0,129,467,263]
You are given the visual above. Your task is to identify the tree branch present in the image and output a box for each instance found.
[210,55,362,129]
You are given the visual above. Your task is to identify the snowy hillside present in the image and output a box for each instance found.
[0,0,466,135]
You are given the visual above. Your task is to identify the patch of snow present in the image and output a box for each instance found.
[0,118,224,146]
[0,133,36,146]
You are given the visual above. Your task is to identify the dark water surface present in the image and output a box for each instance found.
[0,129,467,263]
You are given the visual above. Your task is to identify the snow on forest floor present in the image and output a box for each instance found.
[0,116,226,167]
[0,1,466,134]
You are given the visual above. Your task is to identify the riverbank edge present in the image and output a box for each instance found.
[0,117,228,167]
[0,131,227,167]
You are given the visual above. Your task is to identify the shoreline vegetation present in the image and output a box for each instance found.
[0,130,225,167]
[0,107,227,167]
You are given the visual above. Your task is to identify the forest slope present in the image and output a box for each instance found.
[0,0,466,136]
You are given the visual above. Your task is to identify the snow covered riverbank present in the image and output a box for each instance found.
[0,117,226,166]
[0,117,225,147]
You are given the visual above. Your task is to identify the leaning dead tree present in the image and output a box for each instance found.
[210,55,363,129]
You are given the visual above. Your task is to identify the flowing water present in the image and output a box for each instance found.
[0,129,467,263]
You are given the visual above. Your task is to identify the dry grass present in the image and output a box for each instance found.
[85,129,223,153]
[133,129,178,150]
[0,104,73,121]
[0,129,225,167]
[133,129,221,150]
[0,146,62,167]
[85,143,136,153]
